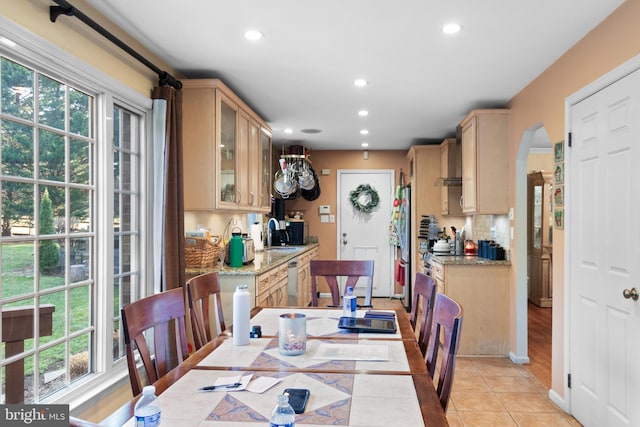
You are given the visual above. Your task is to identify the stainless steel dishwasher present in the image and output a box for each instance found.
[287,259,298,305]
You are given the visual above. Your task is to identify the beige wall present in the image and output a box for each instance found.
[284,150,409,261]
[507,0,640,398]
[1,0,180,96]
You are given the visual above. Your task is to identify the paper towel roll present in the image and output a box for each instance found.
[251,223,264,251]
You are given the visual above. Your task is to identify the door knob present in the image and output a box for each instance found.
[622,288,639,301]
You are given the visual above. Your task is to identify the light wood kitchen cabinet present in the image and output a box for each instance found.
[433,260,510,356]
[407,145,442,296]
[259,129,273,210]
[440,138,463,216]
[257,263,289,307]
[182,79,271,212]
[460,109,510,214]
[527,171,553,307]
[294,247,319,306]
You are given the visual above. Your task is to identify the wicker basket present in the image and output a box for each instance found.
[185,235,221,269]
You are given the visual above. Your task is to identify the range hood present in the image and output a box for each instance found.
[435,131,462,187]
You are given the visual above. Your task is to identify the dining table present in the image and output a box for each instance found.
[101,307,449,427]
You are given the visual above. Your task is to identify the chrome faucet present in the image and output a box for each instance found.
[267,218,279,249]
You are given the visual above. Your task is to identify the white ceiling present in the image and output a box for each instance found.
[84,0,624,151]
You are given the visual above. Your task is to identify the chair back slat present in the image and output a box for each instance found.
[410,272,437,356]
[425,292,463,411]
[186,272,226,350]
[121,288,189,396]
[310,260,375,307]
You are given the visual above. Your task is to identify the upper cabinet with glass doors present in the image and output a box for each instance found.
[182,79,271,212]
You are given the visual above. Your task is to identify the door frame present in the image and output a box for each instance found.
[564,52,640,413]
[336,169,395,298]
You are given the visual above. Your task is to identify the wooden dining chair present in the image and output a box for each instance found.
[425,293,463,411]
[310,260,374,307]
[410,272,437,356]
[121,288,190,396]
[186,272,226,350]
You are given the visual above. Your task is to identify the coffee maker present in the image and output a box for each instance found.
[269,198,290,246]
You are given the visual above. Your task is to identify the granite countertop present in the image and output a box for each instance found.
[431,253,511,266]
[186,243,319,277]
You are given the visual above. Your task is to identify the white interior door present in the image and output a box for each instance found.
[337,170,394,298]
[569,67,640,427]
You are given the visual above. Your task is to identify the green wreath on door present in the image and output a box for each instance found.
[349,184,380,213]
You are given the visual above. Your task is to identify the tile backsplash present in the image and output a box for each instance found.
[466,214,510,250]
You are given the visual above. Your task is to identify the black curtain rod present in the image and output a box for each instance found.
[49,0,182,90]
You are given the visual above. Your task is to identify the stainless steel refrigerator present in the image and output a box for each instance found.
[397,185,411,311]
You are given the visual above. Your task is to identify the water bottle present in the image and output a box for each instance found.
[232,285,250,345]
[269,393,296,427]
[343,286,356,317]
[229,231,243,267]
[134,385,161,427]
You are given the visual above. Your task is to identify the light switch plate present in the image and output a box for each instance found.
[329,215,335,223]
[320,214,329,223]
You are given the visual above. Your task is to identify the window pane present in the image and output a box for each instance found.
[70,188,90,233]
[1,299,36,353]
[121,193,131,231]
[1,242,35,299]
[69,88,91,137]
[70,334,91,381]
[40,291,65,341]
[1,181,35,236]
[113,319,123,360]
[70,285,90,332]
[38,186,64,236]
[1,57,34,121]
[39,238,63,289]
[70,138,91,185]
[1,119,34,178]
[69,237,90,274]
[113,150,120,189]
[38,342,65,400]
[38,74,65,130]
[39,129,65,181]
[121,152,131,191]
[2,354,34,403]
[121,235,131,271]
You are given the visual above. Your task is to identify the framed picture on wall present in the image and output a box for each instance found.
[554,163,564,184]
[553,185,564,207]
[554,141,564,162]
[554,208,564,230]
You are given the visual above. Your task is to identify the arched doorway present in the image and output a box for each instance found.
[515,124,553,386]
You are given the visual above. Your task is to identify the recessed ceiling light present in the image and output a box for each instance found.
[361,142,369,147]
[358,110,369,117]
[360,129,369,135]
[244,30,263,41]
[354,79,368,87]
[284,128,293,134]
[442,23,462,34]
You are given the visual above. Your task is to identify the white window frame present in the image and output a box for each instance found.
[0,17,154,409]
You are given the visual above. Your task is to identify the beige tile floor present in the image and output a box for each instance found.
[446,357,582,427]
[366,297,583,427]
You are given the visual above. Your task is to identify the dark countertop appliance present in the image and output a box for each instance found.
[286,220,306,245]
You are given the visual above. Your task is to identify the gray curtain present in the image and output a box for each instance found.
[152,86,185,291]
